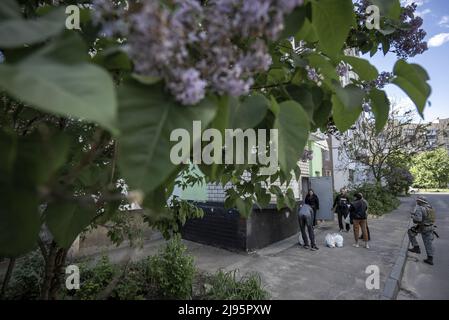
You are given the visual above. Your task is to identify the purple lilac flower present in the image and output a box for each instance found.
[169,68,207,106]
[306,66,323,85]
[336,63,349,77]
[93,0,304,105]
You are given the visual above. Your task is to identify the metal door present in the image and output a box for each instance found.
[310,176,333,220]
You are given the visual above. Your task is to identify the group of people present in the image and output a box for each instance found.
[297,188,371,251]
[298,188,437,266]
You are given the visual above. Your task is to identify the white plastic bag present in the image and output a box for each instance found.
[325,233,336,248]
[334,233,344,248]
[344,214,351,225]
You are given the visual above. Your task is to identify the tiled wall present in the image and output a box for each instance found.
[206,161,310,203]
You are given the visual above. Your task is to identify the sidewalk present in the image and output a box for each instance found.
[186,197,414,299]
[69,197,414,300]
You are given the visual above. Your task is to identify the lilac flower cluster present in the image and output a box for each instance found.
[363,71,393,92]
[391,3,428,59]
[93,0,304,105]
[336,63,349,77]
[354,0,427,59]
[306,66,323,85]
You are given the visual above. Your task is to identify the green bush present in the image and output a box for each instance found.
[204,270,269,300]
[350,183,400,216]
[74,255,116,300]
[4,250,45,300]
[111,259,151,300]
[149,236,195,299]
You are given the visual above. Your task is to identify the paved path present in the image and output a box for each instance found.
[398,193,449,300]
[187,197,413,299]
[70,197,415,300]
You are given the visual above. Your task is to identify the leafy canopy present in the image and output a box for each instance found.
[0,0,431,257]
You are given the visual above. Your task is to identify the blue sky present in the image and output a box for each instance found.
[364,0,449,122]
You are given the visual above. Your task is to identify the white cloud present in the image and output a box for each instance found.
[428,33,449,47]
[416,8,431,17]
[439,15,449,27]
[401,0,428,7]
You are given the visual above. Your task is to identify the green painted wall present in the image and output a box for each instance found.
[309,141,323,177]
[177,165,208,201]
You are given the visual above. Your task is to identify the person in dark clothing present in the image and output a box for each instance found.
[305,189,320,227]
[333,188,351,232]
[350,193,369,249]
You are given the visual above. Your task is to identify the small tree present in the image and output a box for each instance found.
[340,108,429,184]
[411,148,449,188]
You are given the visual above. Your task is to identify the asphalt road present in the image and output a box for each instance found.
[398,193,449,300]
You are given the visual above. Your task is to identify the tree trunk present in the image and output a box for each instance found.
[39,241,68,300]
[0,258,16,299]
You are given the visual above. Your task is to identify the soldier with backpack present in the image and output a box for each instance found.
[408,196,436,265]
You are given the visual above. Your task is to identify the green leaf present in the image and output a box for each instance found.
[332,84,365,132]
[210,95,231,136]
[0,129,70,187]
[0,130,16,182]
[118,80,217,194]
[45,202,97,249]
[235,198,253,218]
[255,184,271,207]
[392,60,431,117]
[295,18,318,43]
[284,188,297,211]
[267,68,289,85]
[231,94,269,130]
[286,84,323,122]
[311,0,356,58]
[341,56,379,81]
[0,190,40,257]
[131,74,162,85]
[369,89,390,133]
[0,8,65,48]
[274,100,311,173]
[313,98,333,130]
[0,60,118,134]
[281,5,307,39]
[0,0,22,20]
[369,0,401,20]
[30,32,89,65]
[93,48,133,72]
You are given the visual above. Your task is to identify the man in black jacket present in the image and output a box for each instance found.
[333,188,351,232]
[350,193,369,249]
[305,189,320,227]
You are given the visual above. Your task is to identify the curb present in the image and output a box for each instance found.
[381,219,413,300]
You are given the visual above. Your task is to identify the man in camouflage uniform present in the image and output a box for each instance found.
[408,196,435,265]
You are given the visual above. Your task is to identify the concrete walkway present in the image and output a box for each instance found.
[186,197,414,299]
[72,197,415,300]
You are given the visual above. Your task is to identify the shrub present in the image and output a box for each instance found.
[386,167,414,195]
[4,250,45,300]
[111,259,151,300]
[74,255,116,300]
[350,183,400,216]
[149,236,195,299]
[204,270,269,300]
